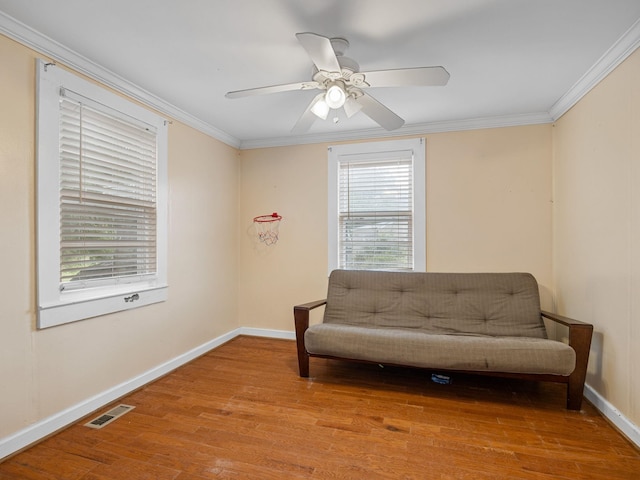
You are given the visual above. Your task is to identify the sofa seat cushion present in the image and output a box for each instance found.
[305,324,576,376]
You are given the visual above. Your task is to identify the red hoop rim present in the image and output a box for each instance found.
[253,212,282,223]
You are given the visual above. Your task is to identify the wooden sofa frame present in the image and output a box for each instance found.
[294,300,593,411]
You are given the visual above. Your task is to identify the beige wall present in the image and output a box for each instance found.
[238,125,554,332]
[239,143,332,331]
[553,48,640,426]
[0,35,239,438]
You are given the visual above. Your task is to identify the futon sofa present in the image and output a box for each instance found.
[294,270,593,410]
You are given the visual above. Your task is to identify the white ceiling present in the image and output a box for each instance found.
[1,0,640,148]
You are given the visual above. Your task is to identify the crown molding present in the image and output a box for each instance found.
[549,17,640,121]
[0,11,241,149]
[239,112,553,149]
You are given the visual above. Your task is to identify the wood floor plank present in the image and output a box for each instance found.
[0,444,99,480]
[1,335,639,479]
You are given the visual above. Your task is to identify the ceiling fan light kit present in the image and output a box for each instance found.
[225,32,449,133]
[344,95,363,118]
[310,95,330,119]
[325,81,346,109]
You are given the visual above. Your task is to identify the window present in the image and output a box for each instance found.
[328,138,426,273]
[36,60,168,328]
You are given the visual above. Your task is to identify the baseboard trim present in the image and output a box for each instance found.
[584,384,640,448]
[0,328,242,461]
[238,327,296,340]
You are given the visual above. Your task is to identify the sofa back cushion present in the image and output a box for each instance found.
[323,270,547,339]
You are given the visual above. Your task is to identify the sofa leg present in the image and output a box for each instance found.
[567,375,585,411]
[297,352,310,378]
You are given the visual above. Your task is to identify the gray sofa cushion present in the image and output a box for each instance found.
[323,270,548,339]
[305,324,576,375]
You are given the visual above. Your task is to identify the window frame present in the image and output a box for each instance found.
[328,138,426,274]
[36,59,168,329]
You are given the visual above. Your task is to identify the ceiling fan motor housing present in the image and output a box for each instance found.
[329,37,349,56]
[312,56,360,84]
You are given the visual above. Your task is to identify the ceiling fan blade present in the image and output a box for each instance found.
[296,32,341,73]
[291,93,325,133]
[361,66,450,88]
[355,92,405,131]
[226,81,318,99]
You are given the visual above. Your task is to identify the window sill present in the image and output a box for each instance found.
[37,285,168,329]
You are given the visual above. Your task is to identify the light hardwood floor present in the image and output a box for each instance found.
[1,335,638,479]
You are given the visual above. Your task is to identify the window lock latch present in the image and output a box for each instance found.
[124,293,140,303]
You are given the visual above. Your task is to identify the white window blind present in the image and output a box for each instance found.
[338,152,414,270]
[59,92,158,290]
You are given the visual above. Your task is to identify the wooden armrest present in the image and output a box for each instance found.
[541,310,592,328]
[294,299,327,330]
[541,310,593,410]
[294,299,327,312]
[293,299,326,377]
[541,309,593,358]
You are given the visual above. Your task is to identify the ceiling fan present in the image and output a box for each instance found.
[225,32,450,133]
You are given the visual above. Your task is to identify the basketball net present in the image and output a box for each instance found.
[253,212,282,246]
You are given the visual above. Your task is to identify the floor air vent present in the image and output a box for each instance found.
[84,404,135,429]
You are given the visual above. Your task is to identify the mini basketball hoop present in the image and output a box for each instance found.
[253,212,282,246]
